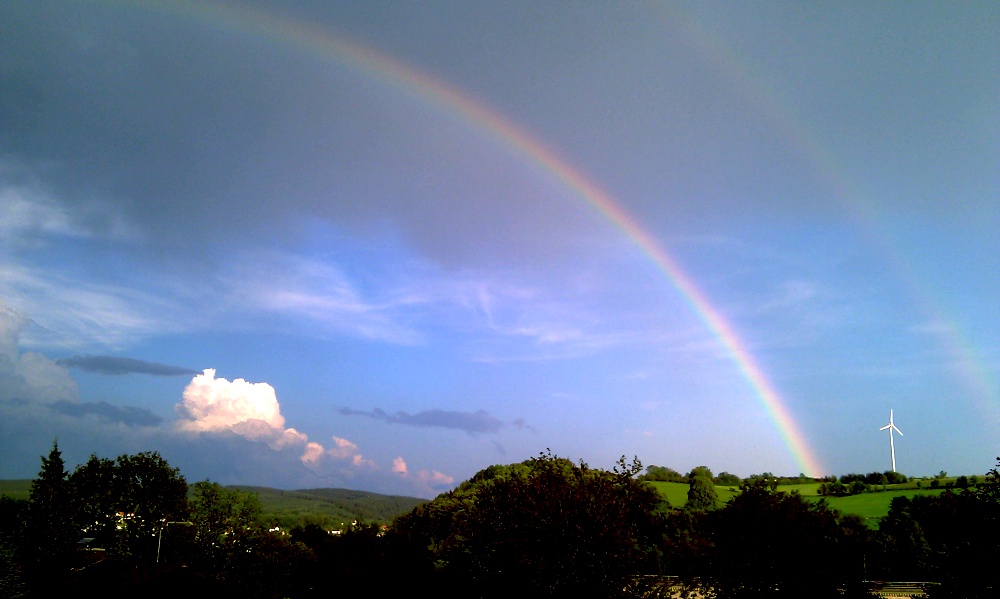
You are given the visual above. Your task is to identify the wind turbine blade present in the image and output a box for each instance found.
[893,424,903,436]
[880,424,891,431]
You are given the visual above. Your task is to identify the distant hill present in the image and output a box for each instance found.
[229,485,426,529]
[1,480,424,529]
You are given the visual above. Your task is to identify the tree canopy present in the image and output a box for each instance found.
[391,452,667,598]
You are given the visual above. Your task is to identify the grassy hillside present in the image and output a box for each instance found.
[647,481,741,508]
[2,479,424,529]
[808,488,947,523]
[0,479,32,501]
[231,486,425,529]
[647,479,950,525]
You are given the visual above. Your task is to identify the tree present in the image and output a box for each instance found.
[67,454,117,551]
[60,451,188,561]
[687,465,714,481]
[96,452,186,560]
[703,479,866,598]
[188,481,307,596]
[0,496,28,598]
[26,442,77,564]
[716,471,742,486]
[639,464,686,483]
[849,480,868,495]
[687,468,718,511]
[391,452,667,598]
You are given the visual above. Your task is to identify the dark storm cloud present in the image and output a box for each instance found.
[55,355,198,377]
[0,1,607,273]
[337,407,512,435]
[49,400,163,427]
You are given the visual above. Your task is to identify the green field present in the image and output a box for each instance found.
[647,480,949,525]
[0,479,32,501]
[812,488,947,523]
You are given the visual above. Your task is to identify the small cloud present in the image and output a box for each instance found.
[300,441,325,465]
[234,253,423,345]
[390,453,454,494]
[417,469,455,491]
[338,406,520,435]
[492,441,507,456]
[328,436,360,459]
[510,417,536,433]
[910,320,955,335]
[299,436,374,469]
[56,355,198,376]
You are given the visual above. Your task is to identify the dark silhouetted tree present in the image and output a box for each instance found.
[188,481,308,596]
[27,442,76,564]
[703,479,866,598]
[391,452,667,598]
[68,451,187,561]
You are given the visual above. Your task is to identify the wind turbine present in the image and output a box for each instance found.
[880,409,903,472]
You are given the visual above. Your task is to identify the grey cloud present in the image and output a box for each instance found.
[49,400,163,427]
[510,418,537,433]
[0,303,78,404]
[55,355,198,376]
[338,407,515,435]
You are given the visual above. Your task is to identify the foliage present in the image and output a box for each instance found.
[686,467,718,511]
[865,458,1000,598]
[0,496,28,598]
[68,451,188,561]
[686,466,714,481]
[26,442,77,568]
[841,471,908,485]
[715,471,742,486]
[186,481,309,597]
[391,452,667,598]
[702,479,869,598]
[639,464,686,483]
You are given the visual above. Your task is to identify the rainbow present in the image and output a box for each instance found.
[665,8,998,427]
[134,0,826,476]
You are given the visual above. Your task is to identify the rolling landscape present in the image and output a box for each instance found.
[2,446,998,597]
[0,469,973,528]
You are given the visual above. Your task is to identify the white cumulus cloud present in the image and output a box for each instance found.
[176,370,379,469]
[177,369,287,437]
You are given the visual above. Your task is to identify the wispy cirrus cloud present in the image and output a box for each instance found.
[337,406,530,436]
[0,173,139,244]
[229,253,425,345]
[0,264,187,349]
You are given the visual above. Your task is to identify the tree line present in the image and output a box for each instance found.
[2,443,998,598]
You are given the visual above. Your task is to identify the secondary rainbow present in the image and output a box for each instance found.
[141,0,826,476]
[669,8,998,424]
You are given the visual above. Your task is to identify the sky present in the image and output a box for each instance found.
[1,0,997,498]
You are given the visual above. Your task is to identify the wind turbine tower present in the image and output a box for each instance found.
[880,410,903,472]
